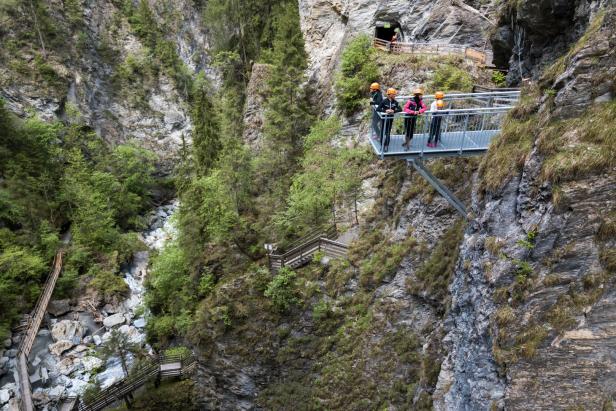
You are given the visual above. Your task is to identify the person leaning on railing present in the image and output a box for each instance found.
[428,91,447,147]
[376,88,402,152]
[402,88,427,150]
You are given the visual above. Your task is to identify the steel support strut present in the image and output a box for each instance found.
[408,159,468,218]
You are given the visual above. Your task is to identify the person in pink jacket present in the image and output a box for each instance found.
[402,88,427,150]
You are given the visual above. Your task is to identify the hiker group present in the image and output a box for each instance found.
[370,83,447,152]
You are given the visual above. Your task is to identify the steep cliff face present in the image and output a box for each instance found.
[437,4,616,410]
[491,0,609,84]
[298,0,499,101]
[0,0,213,167]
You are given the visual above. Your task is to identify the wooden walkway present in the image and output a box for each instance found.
[16,250,64,411]
[269,226,349,273]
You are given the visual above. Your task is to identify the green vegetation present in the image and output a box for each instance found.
[0,101,156,339]
[278,116,371,233]
[99,329,145,377]
[336,34,380,114]
[264,267,298,312]
[478,86,540,193]
[538,101,616,184]
[408,220,465,312]
[491,71,507,87]
[430,64,473,92]
[109,380,197,411]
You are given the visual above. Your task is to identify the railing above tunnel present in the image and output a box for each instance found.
[373,38,494,66]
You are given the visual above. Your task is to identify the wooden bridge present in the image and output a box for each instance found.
[15,250,64,411]
[268,226,349,273]
[73,353,197,411]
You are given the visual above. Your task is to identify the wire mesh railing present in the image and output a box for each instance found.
[369,105,511,158]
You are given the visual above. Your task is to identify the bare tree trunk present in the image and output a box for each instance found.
[353,191,359,226]
[119,351,129,377]
[29,0,47,59]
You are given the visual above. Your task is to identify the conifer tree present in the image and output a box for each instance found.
[191,74,220,176]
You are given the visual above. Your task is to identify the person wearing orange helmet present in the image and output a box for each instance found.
[370,83,384,140]
[402,88,427,150]
[428,93,447,147]
[370,83,383,106]
[376,88,402,152]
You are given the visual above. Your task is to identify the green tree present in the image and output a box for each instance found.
[190,73,220,175]
[336,35,380,115]
[264,267,297,312]
[279,117,369,233]
[99,329,144,377]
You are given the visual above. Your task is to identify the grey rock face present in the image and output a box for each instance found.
[298,0,500,104]
[242,64,272,149]
[51,321,85,343]
[0,0,217,171]
[491,0,609,83]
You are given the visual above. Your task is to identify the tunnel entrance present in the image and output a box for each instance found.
[374,21,403,42]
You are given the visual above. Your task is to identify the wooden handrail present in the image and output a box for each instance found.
[77,354,197,411]
[16,249,64,411]
[269,230,348,273]
[373,37,493,65]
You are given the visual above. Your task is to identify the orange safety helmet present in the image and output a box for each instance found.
[436,100,445,109]
[370,82,380,91]
[386,88,398,96]
[413,88,424,95]
[435,91,445,100]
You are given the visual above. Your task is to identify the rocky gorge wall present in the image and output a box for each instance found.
[491,0,611,84]
[294,0,616,410]
[0,0,214,169]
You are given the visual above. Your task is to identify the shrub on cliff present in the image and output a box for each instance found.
[336,35,380,115]
[264,267,298,312]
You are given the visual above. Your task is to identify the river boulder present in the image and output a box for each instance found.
[51,321,85,343]
[103,313,126,329]
[48,341,75,356]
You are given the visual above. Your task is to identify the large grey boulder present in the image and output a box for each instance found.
[51,321,85,343]
[0,389,10,405]
[103,313,126,329]
[56,357,81,376]
[81,356,103,373]
[48,340,75,356]
[47,300,71,317]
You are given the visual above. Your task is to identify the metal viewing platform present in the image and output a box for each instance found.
[369,91,518,161]
[368,90,519,217]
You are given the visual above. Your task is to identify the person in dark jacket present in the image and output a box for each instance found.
[370,83,384,139]
[370,83,383,106]
[377,88,402,152]
[402,88,427,150]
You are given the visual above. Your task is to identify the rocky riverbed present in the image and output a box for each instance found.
[0,202,178,411]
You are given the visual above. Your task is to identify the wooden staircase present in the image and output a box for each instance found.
[269,226,349,273]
